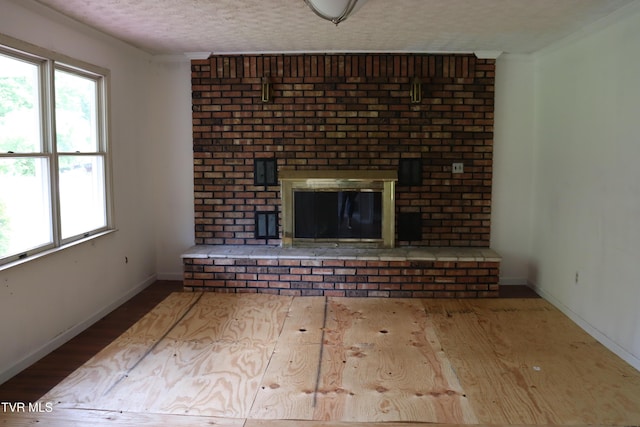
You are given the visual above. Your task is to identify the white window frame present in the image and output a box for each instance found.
[0,34,114,269]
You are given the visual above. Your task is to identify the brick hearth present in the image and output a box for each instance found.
[182,246,500,298]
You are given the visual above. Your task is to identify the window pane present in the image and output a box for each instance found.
[0,54,42,153]
[59,155,106,239]
[55,69,98,152]
[0,157,52,258]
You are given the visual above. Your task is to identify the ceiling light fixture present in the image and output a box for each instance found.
[304,0,364,25]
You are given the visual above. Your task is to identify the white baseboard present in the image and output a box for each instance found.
[532,285,640,372]
[0,274,157,386]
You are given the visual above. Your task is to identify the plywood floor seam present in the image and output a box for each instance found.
[101,292,206,398]
[246,294,297,419]
[312,297,329,409]
[3,293,640,426]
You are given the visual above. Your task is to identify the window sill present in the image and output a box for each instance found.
[0,229,118,272]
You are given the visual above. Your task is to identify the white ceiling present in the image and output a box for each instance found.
[31,0,637,56]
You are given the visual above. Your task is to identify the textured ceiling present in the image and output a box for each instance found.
[30,0,637,56]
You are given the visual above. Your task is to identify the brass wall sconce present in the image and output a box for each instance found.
[409,77,422,104]
[261,77,272,103]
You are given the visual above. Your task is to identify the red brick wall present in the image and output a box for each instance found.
[191,54,495,247]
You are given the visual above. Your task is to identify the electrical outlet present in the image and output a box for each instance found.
[452,162,464,174]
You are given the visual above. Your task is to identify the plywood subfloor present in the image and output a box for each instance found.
[2,293,640,426]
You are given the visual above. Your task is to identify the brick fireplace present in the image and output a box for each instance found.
[184,53,500,297]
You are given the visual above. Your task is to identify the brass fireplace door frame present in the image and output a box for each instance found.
[280,170,397,248]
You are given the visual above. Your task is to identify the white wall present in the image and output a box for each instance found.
[148,59,194,279]
[0,0,159,383]
[530,4,640,370]
[492,54,536,285]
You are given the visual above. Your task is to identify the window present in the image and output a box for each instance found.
[0,39,112,267]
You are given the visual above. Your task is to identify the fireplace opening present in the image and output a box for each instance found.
[294,190,382,240]
[280,170,396,248]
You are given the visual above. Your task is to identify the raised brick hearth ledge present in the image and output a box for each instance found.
[182,246,501,298]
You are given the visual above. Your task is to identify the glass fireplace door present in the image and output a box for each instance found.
[293,190,382,240]
[279,170,396,248]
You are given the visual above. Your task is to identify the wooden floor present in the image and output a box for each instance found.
[1,283,639,426]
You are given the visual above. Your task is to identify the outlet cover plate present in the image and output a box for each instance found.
[452,162,464,174]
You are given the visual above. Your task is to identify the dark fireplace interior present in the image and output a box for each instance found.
[294,190,382,240]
